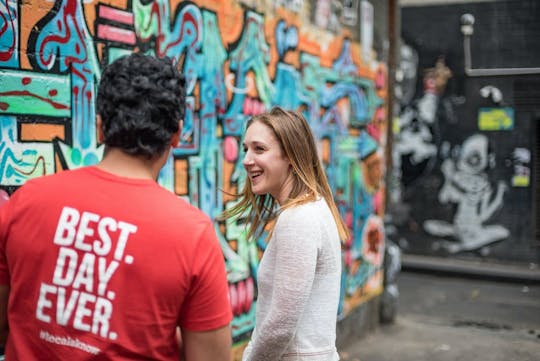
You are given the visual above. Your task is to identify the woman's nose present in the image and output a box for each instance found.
[243,151,253,167]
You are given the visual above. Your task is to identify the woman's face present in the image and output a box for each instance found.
[242,121,293,205]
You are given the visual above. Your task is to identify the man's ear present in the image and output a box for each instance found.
[96,115,104,143]
[171,119,183,147]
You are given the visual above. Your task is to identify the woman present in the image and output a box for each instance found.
[225,107,349,360]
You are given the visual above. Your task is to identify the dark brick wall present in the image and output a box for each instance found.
[391,0,540,263]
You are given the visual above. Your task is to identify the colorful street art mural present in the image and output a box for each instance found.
[0,0,388,348]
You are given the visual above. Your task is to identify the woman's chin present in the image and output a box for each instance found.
[251,187,266,196]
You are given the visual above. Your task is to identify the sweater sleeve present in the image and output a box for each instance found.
[246,207,320,360]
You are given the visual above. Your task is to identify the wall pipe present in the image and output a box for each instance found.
[461,13,540,77]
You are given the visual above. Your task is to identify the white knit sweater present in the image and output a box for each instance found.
[242,198,342,361]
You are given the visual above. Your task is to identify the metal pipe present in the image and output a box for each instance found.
[461,13,540,77]
[384,0,398,212]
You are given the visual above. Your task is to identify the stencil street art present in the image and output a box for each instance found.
[424,134,509,254]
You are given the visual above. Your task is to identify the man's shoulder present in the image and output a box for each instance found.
[168,196,213,224]
[146,188,213,224]
[14,169,80,194]
[29,167,89,182]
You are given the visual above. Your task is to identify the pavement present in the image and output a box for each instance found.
[337,263,540,361]
[401,254,540,283]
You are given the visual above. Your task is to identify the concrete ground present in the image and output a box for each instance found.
[338,270,540,361]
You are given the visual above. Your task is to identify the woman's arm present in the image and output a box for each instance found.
[182,324,231,361]
[247,209,319,360]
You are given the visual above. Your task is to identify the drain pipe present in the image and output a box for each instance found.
[461,13,540,77]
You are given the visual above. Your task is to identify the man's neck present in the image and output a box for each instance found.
[96,148,168,181]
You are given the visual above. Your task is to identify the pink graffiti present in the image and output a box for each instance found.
[375,66,386,89]
[99,5,133,25]
[97,24,136,45]
[223,136,239,163]
[229,277,255,316]
[242,97,266,116]
[366,107,385,142]
[361,216,384,267]
[96,4,136,45]
[373,189,383,215]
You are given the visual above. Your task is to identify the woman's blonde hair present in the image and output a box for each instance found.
[222,106,349,242]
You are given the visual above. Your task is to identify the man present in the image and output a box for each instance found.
[0,53,232,360]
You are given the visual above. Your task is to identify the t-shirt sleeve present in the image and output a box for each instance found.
[179,220,232,331]
[246,207,320,360]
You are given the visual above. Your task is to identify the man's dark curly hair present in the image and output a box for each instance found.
[96,53,186,158]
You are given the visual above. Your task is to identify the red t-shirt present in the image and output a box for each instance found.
[0,166,232,360]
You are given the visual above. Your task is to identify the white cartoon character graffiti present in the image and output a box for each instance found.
[394,105,438,165]
[393,58,452,190]
[424,134,509,254]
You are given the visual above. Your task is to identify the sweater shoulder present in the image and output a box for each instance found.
[276,199,332,235]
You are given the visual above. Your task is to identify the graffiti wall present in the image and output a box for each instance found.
[389,0,539,264]
[0,0,388,348]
